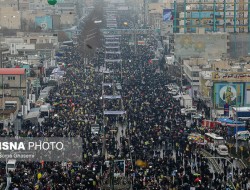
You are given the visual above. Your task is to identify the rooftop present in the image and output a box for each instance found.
[0,68,26,75]
[200,71,212,79]
[209,60,230,70]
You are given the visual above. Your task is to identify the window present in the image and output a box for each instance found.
[30,39,37,44]
[192,80,199,83]
[8,76,15,80]
[192,71,199,77]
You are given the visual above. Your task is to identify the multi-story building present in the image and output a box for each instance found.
[0,7,21,29]
[17,32,58,45]
[0,44,10,68]
[4,37,24,55]
[192,58,250,118]
[0,0,18,9]
[0,68,27,102]
[19,0,30,11]
[174,33,228,60]
[173,0,249,33]
[183,57,208,98]
[199,71,213,102]
[0,0,79,30]
[211,64,250,108]
[0,68,27,121]
[3,33,58,66]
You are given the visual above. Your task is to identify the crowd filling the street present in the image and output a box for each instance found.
[0,1,249,190]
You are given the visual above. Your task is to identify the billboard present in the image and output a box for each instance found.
[245,83,250,106]
[174,33,227,59]
[212,72,250,82]
[214,83,244,109]
[163,9,173,22]
[35,16,52,31]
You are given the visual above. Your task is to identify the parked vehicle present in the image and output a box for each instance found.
[216,145,229,156]
[17,112,23,120]
[185,107,197,116]
[7,159,16,172]
[204,133,228,155]
[235,130,250,141]
[40,103,53,117]
[180,94,192,109]
[181,108,186,115]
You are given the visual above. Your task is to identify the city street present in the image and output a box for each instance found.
[0,0,249,190]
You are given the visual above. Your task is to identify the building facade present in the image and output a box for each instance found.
[0,68,27,97]
[174,33,228,60]
[211,71,250,112]
[0,7,21,29]
[173,0,250,33]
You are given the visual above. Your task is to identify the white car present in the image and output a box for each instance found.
[181,108,186,115]
[235,131,250,141]
[169,89,179,95]
[216,145,228,156]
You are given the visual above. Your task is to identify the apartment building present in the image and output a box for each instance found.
[0,7,21,29]
[174,33,228,60]
[199,71,213,102]
[0,68,27,99]
[16,32,58,45]
[0,0,19,9]
[5,37,24,55]
[3,33,58,66]
[183,58,208,98]
[175,0,249,33]
[0,68,27,120]
[0,45,10,68]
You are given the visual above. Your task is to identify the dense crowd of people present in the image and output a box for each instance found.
[0,6,249,190]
